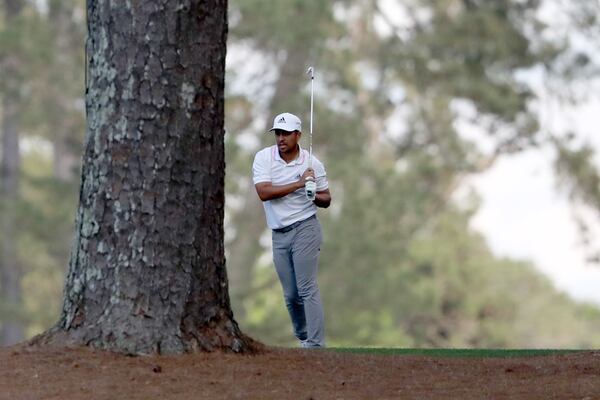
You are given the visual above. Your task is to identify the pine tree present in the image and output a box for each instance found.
[34,0,255,355]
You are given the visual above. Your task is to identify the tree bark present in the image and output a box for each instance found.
[34,0,256,355]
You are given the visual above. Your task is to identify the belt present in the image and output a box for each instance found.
[273,214,316,233]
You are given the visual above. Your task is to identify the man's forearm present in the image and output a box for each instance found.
[313,191,331,208]
[256,181,303,201]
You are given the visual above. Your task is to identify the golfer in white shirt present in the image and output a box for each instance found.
[252,112,331,348]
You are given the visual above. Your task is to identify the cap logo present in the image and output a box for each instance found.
[278,116,286,123]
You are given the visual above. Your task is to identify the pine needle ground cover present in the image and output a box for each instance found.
[2,344,598,399]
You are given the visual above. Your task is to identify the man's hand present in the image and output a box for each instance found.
[255,168,324,203]
[299,168,316,186]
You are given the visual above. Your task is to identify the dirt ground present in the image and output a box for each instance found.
[1,344,599,400]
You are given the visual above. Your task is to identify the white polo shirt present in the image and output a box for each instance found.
[253,145,329,230]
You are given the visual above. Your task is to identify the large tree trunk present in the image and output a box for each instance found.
[0,98,23,346]
[34,0,255,355]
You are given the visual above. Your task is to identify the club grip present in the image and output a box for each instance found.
[305,179,316,201]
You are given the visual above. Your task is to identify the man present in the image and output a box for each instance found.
[252,112,331,348]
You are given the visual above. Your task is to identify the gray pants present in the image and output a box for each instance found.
[272,215,325,347]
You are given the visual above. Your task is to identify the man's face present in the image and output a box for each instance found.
[274,129,301,153]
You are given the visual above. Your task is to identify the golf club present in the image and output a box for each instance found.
[305,66,316,201]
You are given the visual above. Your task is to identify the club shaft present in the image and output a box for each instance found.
[309,68,314,169]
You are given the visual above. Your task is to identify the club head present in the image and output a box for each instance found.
[306,66,314,77]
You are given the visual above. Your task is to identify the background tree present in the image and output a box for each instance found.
[0,0,85,346]
[545,0,600,263]
[0,0,26,346]
[1,0,599,350]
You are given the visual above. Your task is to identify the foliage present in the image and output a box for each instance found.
[0,0,83,341]
[1,0,599,348]
[225,0,600,348]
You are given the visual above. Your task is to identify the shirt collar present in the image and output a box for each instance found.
[272,145,305,165]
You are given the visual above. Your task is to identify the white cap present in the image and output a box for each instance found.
[269,112,302,132]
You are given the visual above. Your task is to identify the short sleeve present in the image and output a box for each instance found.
[252,150,271,185]
[314,158,329,191]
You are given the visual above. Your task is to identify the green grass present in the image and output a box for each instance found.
[330,348,585,358]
